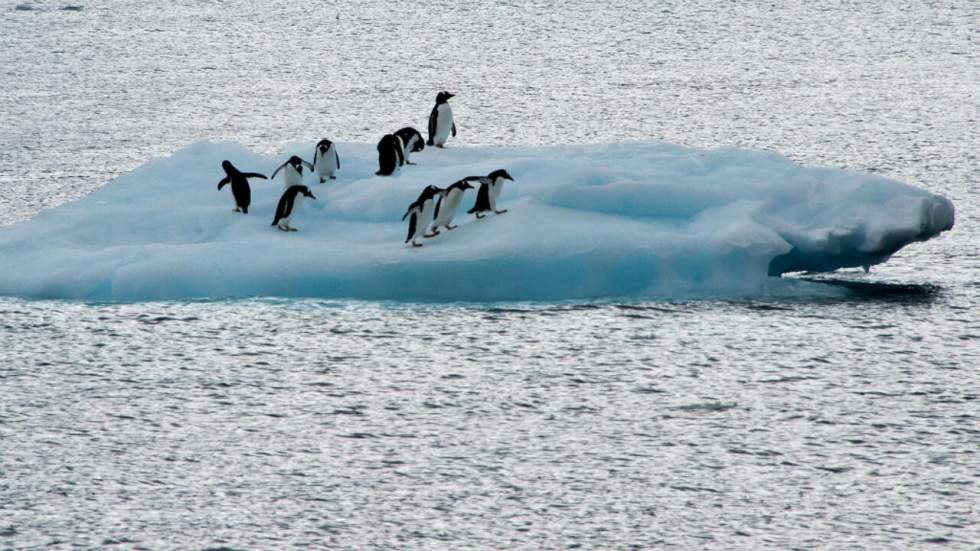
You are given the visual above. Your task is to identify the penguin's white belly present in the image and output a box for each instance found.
[315,148,337,177]
[490,180,505,209]
[284,166,303,188]
[433,104,453,145]
[417,198,436,234]
[402,135,418,162]
[434,190,464,226]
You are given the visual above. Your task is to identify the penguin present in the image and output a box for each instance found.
[312,139,340,183]
[426,91,456,148]
[376,133,404,176]
[270,155,314,188]
[430,178,476,234]
[467,169,514,219]
[271,185,317,232]
[402,185,446,247]
[216,160,267,214]
[394,127,425,165]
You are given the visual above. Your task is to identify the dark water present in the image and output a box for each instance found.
[1,0,978,548]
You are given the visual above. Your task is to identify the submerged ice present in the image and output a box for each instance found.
[0,141,954,301]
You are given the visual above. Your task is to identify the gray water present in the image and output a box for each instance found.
[1,0,978,548]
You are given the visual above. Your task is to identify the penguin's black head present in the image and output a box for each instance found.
[288,156,304,170]
[318,139,332,152]
[488,169,513,182]
[460,180,474,190]
[423,185,446,199]
[412,139,425,153]
[436,91,454,103]
[221,160,234,173]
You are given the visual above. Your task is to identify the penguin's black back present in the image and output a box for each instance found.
[232,178,251,213]
[376,134,400,176]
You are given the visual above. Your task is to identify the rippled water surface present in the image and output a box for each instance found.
[1,0,978,548]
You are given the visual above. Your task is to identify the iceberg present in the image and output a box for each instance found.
[0,141,953,301]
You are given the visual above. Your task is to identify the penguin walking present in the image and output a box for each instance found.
[426,91,456,148]
[402,185,446,247]
[376,134,404,176]
[216,160,267,214]
[270,155,314,188]
[394,127,425,165]
[468,169,514,219]
[272,185,317,232]
[312,139,340,183]
[430,178,475,234]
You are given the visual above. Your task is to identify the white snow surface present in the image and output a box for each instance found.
[0,141,954,301]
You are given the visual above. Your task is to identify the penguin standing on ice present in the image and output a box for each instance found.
[312,139,340,183]
[394,127,425,165]
[270,155,314,188]
[272,185,316,232]
[402,185,446,247]
[430,178,475,234]
[376,133,404,176]
[216,160,267,214]
[427,91,456,148]
[468,169,514,219]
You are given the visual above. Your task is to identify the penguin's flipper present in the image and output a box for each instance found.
[406,212,417,243]
[242,172,267,180]
[452,122,457,137]
[433,195,443,221]
[427,106,438,145]
[269,162,288,180]
[335,150,340,170]
[217,176,230,190]
[468,183,490,214]
[302,160,315,171]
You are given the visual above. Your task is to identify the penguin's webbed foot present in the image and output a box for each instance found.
[329,176,337,180]
[277,225,291,232]
[475,213,485,219]
[411,242,423,248]
[424,230,439,238]
[495,209,508,215]
[446,224,457,230]
[436,145,446,149]
[319,178,326,184]
[406,161,417,166]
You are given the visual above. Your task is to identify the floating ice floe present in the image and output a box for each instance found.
[0,141,953,301]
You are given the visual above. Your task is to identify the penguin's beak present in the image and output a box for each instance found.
[447,93,455,99]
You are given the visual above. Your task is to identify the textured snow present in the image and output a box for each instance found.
[0,141,954,301]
